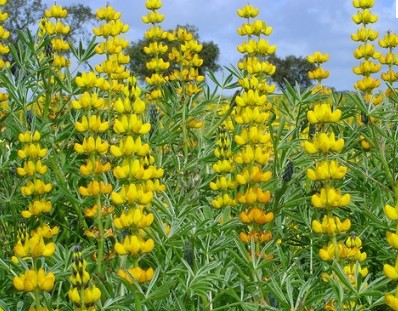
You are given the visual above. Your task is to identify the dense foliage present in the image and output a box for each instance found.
[0,0,397,310]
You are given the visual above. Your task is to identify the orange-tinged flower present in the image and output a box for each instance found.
[118,266,154,283]
[239,208,274,225]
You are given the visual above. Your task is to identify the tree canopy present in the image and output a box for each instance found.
[127,24,221,82]
[267,54,316,91]
[4,0,95,45]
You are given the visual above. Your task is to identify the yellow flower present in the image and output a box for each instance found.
[114,235,154,255]
[307,103,341,124]
[352,9,378,25]
[311,187,351,208]
[17,160,48,176]
[308,67,330,80]
[306,160,347,181]
[21,199,52,218]
[352,60,381,75]
[74,136,109,155]
[111,184,153,205]
[387,231,398,249]
[303,132,344,154]
[68,286,101,305]
[386,294,398,311]
[72,92,106,110]
[13,268,55,292]
[211,193,236,209]
[312,215,351,235]
[307,51,329,64]
[21,179,52,196]
[239,208,274,225]
[384,257,398,280]
[142,11,165,24]
[145,0,162,10]
[118,266,154,283]
[237,4,259,18]
[79,180,112,197]
[113,208,154,229]
[351,27,378,42]
[96,5,121,20]
[352,0,374,9]
[45,5,67,18]
[385,203,398,221]
[75,115,109,133]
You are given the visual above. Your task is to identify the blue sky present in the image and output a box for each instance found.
[45,0,397,92]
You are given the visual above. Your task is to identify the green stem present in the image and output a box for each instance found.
[95,191,105,278]
[135,291,142,311]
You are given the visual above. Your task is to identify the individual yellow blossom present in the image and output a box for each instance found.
[14,233,56,258]
[385,203,398,221]
[13,268,55,292]
[21,199,52,218]
[303,132,344,154]
[239,208,274,225]
[352,9,378,24]
[387,231,398,249]
[114,235,154,256]
[21,179,52,196]
[384,257,398,280]
[311,187,351,208]
[44,5,67,18]
[308,67,330,80]
[118,266,154,283]
[79,180,112,197]
[237,4,259,18]
[353,0,375,9]
[68,286,101,305]
[75,115,109,133]
[74,136,109,155]
[96,5,121,20]
[113,208,154,229]
[211,193,236,209]
[351,27,378,41]
[307,103,342,124]
[239,230,272,243]
[307,51,329,64]
[17,160,48,176]
[306,160,347,181]
[312,215,351,235]
[111,184,153,205]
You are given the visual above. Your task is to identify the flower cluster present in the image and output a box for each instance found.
[383,202,398,310]
[13,223,58,309]
[234,4,275,254]
[33,4,71,120]
[168,27,204,97]
[17,130,53,218]
[378,31,398,90]
[210,125,236,209]
[352,0,381,105]
[142,0,170,101]
[307,51,331,94]
[68,246,101,311]
[112,77,164,284]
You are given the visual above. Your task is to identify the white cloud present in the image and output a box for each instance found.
[42,0,397,92]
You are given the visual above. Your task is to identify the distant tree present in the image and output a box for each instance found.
[267,54,316,91]
[4,0,95,47]
[127,24,221,82]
